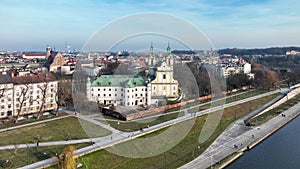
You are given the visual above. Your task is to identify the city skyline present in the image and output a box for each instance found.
[1,0,300,51]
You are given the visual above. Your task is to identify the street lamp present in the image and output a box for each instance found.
[192,145,201,159]
[210,154,214,169]
[26,143,29,164]
[164,153,167,169]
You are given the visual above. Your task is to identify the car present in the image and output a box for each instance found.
[76,163,83,168]
[43,112,50,116]
[16,116,26,121]
[27,115,34,119]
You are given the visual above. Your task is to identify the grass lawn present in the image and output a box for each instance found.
[0,113,69,130]
[187,104,210,114]
[0,143,91,169]
[188,89,271,114]
[96,111,185,132]
[97,89,271,132]
[0,117,111,145]
[246,93,300,126]
[48,93,278,169]
[225,89,270,103]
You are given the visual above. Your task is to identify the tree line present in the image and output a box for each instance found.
[218,47,300,56]
[185,62,280,97]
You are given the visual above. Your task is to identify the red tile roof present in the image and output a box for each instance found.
[23,53,46,56]
[12,75,55,84]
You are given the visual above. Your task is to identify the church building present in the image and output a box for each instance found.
[147,43,179,105]
[87,43,180,107]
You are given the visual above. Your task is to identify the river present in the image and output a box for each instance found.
[226,115,300,169]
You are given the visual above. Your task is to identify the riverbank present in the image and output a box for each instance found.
[247,111,300,150]
[225,112,300,169]
[179,101,300,169]
[217,106,300,169]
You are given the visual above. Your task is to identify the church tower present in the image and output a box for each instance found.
[148,42,156,66]
[166,42,173,66]
[147,42,179,105]
[46,45,51,58]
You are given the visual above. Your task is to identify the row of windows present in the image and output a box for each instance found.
[15,94,55,101]
[18,104,55,112]
[35,84,56,88]
[92,88,123,92]
[1,105,12,109]
[152,86,177,91]
[15,89,56,96]
[1,98,12,102]
[94,93,120,97]
[128,88,147,92]
[15,99,55,108]
[126,99,147,106]
[92,93,147,98]
[92,88,147,92]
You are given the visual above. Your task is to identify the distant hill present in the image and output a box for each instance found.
[218,47,300,56]
[172,50,196,55]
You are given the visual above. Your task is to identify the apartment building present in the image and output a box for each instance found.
[0,74,58,119]
[0,75,14,118]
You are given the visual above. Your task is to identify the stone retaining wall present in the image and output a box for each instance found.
[254,87,300,118]
[125,95,212,121]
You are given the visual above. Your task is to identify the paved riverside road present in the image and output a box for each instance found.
[0,90,281,169]
[179,101,300,169]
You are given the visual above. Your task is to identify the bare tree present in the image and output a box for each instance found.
[0,83,10,118]
[265,70,280,89]
[55,80,72,116]
[15,84,30,123]
[0,84,7,100]
[0,74,12,102]
[36,81,49,119]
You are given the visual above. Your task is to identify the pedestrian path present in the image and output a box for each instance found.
[179,102,300,169]
[69,111,121,134]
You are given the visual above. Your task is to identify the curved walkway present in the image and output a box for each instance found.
[180,98,300,169]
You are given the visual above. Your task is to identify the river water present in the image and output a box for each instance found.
[226,115,300,169]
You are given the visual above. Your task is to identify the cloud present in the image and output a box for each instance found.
[0,0,299,50]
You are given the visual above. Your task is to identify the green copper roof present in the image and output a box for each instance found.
[167,42,171,55]
[91,75,146,88]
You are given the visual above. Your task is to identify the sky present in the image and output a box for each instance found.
[0,0,300,51]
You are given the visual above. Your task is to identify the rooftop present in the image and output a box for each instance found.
[0,74,12,84]
[12,75,56,84]
[91,75,146,88]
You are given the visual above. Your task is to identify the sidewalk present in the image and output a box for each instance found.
[179,103,300,169]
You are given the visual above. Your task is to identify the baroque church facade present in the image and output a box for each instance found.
[147,43,179,105]
[87,43,180,107]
